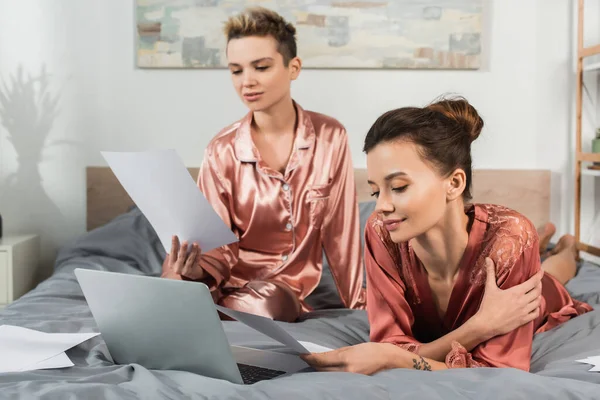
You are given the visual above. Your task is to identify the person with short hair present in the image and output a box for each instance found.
[161,7,366,321]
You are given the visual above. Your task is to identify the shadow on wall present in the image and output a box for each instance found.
[0,65,78,279]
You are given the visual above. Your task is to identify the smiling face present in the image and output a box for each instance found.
[226,35,301,113]
[367,140,456,243]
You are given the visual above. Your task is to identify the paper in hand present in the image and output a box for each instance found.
[101,149,238,253]
[298,341,334,354]
[215,305,310,354]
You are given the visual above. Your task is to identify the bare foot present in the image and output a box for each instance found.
[538,222,556,254]
[550,234,578,260]
[542,234,578,283]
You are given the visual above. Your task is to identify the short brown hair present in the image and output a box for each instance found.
[223,7,297,65]
[363,96,484,201]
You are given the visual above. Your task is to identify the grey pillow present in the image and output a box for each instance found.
[305,201,376,310]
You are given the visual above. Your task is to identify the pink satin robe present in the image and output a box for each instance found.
[162,102,366,321]
[365,204,593,371]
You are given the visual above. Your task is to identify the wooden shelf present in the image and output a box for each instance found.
[574,1,599,253]
[577,242,600,258]
[577,152,600,162]
[581,44,600,58]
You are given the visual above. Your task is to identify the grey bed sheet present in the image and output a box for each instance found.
[1,208,600,400]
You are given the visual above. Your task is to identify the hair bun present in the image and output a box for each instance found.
[427,96,484,143]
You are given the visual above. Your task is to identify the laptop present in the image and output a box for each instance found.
[74,268,308,384]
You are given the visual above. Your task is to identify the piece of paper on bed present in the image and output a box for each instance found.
[576,356,600,364]
[0,325,98,373]
[215,305,309,354]
[101,149,238,253]
[576,355,600,372]
[24,352,74,371]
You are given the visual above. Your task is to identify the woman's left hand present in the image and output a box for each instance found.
[300,342,397,375]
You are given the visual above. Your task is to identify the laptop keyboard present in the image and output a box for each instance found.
[237,363,286,384]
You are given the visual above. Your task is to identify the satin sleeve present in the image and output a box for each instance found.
[322,131,366,309]
[365,222,422,353]
[189,149,239,289]
[446,236,540,370]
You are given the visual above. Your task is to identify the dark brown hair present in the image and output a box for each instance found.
[363,96,484,201]
[224,7,297,65]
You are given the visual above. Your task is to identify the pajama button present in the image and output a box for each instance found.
[282,254,288,262]
[282,183,290,191]
[286,222,293,230]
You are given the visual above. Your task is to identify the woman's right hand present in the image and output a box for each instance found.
[166,235,206,280]
[473,258,543,340]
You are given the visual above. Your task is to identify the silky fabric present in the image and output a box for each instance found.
[162,101,366,321]
[217,280,302,322]
[365,203,593,371]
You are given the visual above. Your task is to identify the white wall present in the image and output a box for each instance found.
[578,0,600,262]
[0,1,87,277]
[0,0,592,275]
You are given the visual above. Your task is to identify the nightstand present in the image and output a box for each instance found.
[0,235,40,309]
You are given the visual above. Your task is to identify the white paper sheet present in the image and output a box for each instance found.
[576,356,600,364]
[101,149,238,253]
[575,355,600,372]
[24,352,74,371]
[0,325,98,373]
[298,341,334,354]
[215,305,310,354]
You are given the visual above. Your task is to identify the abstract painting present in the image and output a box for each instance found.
[136,0,483,69]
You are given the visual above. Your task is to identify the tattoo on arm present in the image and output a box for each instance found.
[412,356,432,371]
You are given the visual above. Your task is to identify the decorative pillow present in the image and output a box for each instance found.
[304,201,377,310]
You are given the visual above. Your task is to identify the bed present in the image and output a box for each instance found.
[1,167,599,400]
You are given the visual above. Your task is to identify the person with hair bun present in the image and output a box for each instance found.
[301,97,593,373]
